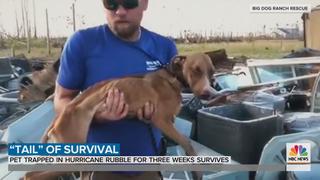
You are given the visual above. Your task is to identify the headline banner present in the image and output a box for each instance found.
[8,143,120,156]
[8,155,231,165]
[7,143,312,172]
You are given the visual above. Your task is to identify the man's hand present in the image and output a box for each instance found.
[94,88,155,122]
[94,88,129,121]
[137,101,155,122]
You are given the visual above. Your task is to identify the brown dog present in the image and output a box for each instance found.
[24,53,217,180]
[19,59,60,103]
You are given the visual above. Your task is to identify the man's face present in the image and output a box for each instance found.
[104,0,148,39]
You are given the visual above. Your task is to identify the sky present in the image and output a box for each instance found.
[0,0,319,38]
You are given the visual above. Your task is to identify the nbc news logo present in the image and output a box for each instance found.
[286,143,311,164]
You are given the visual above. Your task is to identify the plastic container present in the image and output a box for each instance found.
[197,103,283,164]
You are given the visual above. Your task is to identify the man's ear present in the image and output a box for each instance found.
[142,0,148,10]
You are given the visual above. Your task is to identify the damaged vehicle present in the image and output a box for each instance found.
[216,56,320,112]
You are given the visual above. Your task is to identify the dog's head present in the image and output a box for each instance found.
[19,83,48,103]
[171,53,219,99]
[18,58,60,103]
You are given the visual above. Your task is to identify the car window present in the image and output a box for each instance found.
[216,75,239,90]
[312,78,320,113]
[257,66,293,83]
[216,73,250,90]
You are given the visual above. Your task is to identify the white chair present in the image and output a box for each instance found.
[2,100,55,143]
[256,127,320,180]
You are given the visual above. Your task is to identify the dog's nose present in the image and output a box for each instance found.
[198,89,213,100]
[199,87,220,100]
[199,94,210,100]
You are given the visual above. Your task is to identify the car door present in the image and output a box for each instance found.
[310,72,320,112]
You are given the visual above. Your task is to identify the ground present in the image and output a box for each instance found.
[0,39,303,61]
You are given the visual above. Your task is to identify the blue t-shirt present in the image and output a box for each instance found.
[58,24,177,156]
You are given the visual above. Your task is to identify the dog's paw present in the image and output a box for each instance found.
[192,171,203,180]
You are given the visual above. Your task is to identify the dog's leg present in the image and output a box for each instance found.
[152,112,202,180]
[24,171,92,180]
[23,171,73,180]
[48,82,111,143]
[80,171,93,180]
[152,109,196,156]
[40,120,55,143]
[23,83,110,180]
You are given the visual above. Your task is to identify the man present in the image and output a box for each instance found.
[54,0,177,179]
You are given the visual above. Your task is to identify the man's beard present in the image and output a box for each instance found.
[113,23,140,40]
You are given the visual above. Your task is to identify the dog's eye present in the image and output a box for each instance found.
[193,67,201,74]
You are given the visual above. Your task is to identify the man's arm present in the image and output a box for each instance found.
[53,82,79,115]
[54,83,130,123]
[54,82,154,123]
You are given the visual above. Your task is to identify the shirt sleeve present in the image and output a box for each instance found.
[166,38,178,63]
[57,31,86,90]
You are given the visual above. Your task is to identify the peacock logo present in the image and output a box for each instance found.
[289,145,308,157]
[286,143,311,164]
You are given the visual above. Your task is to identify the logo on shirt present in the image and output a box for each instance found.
[146,60,162,71]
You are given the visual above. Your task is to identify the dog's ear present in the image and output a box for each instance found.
[52,58,60,73]
[44,86,55,97]
[20,76,33,89]
[168,55,186,74]
[172,55,186,64]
